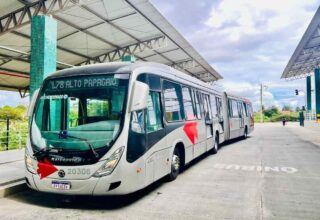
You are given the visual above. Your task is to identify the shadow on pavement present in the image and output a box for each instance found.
[9,179,165,210]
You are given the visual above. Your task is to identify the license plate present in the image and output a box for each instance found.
[51,181,71,190]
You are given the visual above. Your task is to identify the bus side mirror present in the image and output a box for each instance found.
[27,89,40,117]
[129,81,149,112]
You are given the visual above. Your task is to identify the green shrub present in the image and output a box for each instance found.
[270,114,298,122]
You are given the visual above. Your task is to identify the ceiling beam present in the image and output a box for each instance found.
[0,67,28,75]
[76,35,166,65]
[0,44,73,68]
[78,4,179,66]
[12,30,93,61]
[0,0,77,37]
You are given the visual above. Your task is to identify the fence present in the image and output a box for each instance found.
[0,119,28,151]
[305,111,316,121]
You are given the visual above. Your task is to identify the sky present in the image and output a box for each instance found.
[0,0,319,111]
[150,0,319,111]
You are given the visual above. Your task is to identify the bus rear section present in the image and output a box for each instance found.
[222,92,254,141]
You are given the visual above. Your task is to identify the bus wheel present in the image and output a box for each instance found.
[167,148,181,181]
[243,127,248,139]
[210,135,219,154]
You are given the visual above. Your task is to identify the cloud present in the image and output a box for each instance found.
[0,94,7,101]
[0,91,28,107]
[151,0,318,110]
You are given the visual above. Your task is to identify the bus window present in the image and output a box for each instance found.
[232,100,239,117]
[146,92,163,132]
[193,90,202,119]
[243,102,248,117]
[237,101,243,117]
[247,104,253,117]
[87,99,108,117]
[163,80,184,122]
[131,109,145,134]
[203,94,212,121]
[216,97,223,120]
[182,86,196,120]
[210,95,217,118]
[229,99,239,118]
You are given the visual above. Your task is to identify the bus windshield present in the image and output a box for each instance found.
[31,74,129,154]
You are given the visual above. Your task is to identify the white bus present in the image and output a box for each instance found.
[25,62,253,195]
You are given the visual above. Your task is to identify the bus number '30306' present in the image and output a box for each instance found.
[67,168,91,175]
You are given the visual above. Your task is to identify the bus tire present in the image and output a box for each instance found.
[243,127,248,139]
[210,134,219,154]
[167,147,181,181]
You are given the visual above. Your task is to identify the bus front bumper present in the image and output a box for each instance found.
[26,172,100,195]
[25,170,141,195]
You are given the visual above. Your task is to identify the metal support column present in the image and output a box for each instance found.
[315,69,320,122]
[306,75,312,111]
[30,16,57,97]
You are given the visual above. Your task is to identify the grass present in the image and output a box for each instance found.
[254,111,299,123]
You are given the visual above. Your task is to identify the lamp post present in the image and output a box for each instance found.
[260,84,268,123]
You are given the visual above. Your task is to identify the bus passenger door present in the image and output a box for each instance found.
[238,102,244,130]
[145,91,167,181]
[229,99,240,139]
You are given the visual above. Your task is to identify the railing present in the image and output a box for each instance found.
[0,119,28,151]
[305,111,316,121]
[0,130,28,151]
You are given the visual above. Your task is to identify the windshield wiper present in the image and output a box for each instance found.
[33,147,51,158]
[58,131,99,159]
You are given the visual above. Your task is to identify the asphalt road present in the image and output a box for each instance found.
[0,123,320,220]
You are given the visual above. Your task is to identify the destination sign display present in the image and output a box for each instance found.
[46,75,119,91]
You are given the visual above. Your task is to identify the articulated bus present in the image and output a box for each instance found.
[25,62,254,195]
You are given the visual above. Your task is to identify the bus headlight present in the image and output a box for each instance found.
[25,151,36,174]
[93,147,124,177]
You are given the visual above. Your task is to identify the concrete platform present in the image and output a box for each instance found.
[305,120,320,132]
[0,123,319,219]
[0,149,25,198]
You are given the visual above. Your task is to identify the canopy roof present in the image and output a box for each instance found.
[282,6,320,79]
[0,0,222,94]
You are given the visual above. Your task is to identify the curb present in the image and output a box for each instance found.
[0,180,27,198]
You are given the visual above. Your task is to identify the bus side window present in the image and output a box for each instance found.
[130,110,145,134]
[229,99,239,118]
[163,80,184,122]
[182,86,196,120]
[237,101,243,118]
[243,102,248,117]
[146,91,163,133]
[228,99,233,117]
[193,90,202,119]
[203,94,212,121]
[210,95,217,118]
[216,97,223,121]
[247,104,253,118]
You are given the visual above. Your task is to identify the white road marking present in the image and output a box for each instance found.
[213,164,298,174]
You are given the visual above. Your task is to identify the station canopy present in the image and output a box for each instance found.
[0,0,222,94]
[282,7,320,79]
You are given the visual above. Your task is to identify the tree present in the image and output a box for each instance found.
[295,106,301,112]
[0,105,27,120]
[263,106,279,118]
[282,105,292,112]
